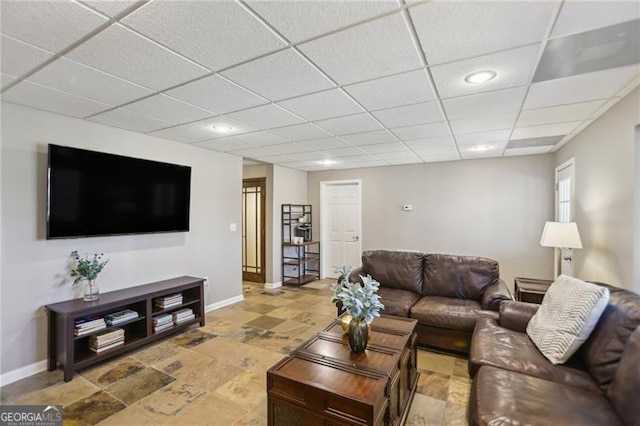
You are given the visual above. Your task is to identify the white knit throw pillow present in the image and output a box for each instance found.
[526,274,609,365]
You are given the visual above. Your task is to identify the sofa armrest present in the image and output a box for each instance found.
[498,301,539,333]
[480,278,513,311]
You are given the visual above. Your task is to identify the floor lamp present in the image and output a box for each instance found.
[540,221,583,277]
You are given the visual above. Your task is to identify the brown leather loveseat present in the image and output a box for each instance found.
[345,250,512,353]
[468,283,640,425]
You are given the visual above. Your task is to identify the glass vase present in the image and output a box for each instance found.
[84,279,99,301]
[348,316,368,353]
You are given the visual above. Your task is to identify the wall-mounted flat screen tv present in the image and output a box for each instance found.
[47,144,191,239]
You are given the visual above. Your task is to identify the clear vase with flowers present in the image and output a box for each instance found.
[70,251,109,301]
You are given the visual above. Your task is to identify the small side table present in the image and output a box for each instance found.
[514,277,553,304]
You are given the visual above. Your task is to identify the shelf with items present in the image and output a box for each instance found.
[282,204,313,243]
[46,276,205,382]
[281,204,320,286]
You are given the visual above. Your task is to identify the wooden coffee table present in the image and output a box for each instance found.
[267,315,419,425]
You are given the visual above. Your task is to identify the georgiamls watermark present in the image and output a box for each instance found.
[0,405,62,426]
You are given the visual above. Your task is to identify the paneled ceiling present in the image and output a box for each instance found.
[2,0,639,171]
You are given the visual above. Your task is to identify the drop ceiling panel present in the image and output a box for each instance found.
[517,100,604,127]
[255,154,298,163]
[268,123,331,141]
[404,136,456,150]
[89,108,173,132]
[314,113,383,135]
[320,146,366,157]
[360,142,408,154]
[28,58,154,106]
[149,126,212,144]
[376,150,420,161]
[456,130,512,145]
[504,146,554,157]
[299,13,422,85]
[551,1,640,38]
[0,1,107,52]
[166,75,267,115]
[227,147,272,157]
[431,44,541,98]
[224,131,290,147]
[246,0,398,44]
[67,24,210,91]
[122,94,214,124]
[507,136,563,149]
[1,74,17,89]
[411,1,556,65]
[80,0,141,18]
[298,137,351,150]
[261,142,312,155]
[460,149,504,160]
[277,89,363,121]
[372,101,444,128]
[341,129,398,146]
[292,150,340,161]
[2,81,112,118]
[511,121,582,140]
[387,158,423,166]
[186,116,257,139]
[195,137,255,153]
[442,87,527,120]
[226,104,305,129]
[1,36,54,78]
[221,49,334,101]
[524,65,640,108]
[450,112,517,135]
[391,122,451,141]
[122,1,285,71]
[412,146,459,157]
[344,69,436,111]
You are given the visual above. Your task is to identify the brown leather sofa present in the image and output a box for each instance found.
[468,283,640,426]
[345,250,512,353]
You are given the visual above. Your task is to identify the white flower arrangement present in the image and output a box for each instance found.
[333,272,385,324]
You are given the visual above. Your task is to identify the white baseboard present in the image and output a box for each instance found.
[264,281,282,289]
[1,360,48,387]
[1,295,245,386]
[205,295,244,313]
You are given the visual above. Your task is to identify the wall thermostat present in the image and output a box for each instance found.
[403,205,413,211]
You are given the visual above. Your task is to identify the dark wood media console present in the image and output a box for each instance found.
[45,276,205,382]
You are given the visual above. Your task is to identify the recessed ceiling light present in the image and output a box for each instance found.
[316,159,336,166]
[471,144,493,152]
[464,70,497,84]
[212,125,232,133]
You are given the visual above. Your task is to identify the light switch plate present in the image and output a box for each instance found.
[403,205,413,211]
[230,223,237,231]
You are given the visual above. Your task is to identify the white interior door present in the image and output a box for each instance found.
[556,159,575,276]
[321,180,362,278]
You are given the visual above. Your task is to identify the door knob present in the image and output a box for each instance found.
[352,236,359,241]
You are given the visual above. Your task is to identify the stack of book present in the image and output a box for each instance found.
[153,313,173,333]
[104,309,139,326]
[89,328,125,353]
[172,308,195,325]
[155,293,183,309]
[74,316,106,337]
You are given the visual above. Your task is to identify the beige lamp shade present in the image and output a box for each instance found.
[539,221,583,249]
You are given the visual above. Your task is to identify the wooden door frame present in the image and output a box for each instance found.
[243,178,266,283]
[320,179,362,279]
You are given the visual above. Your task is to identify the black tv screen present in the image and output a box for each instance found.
[47,144,191,239]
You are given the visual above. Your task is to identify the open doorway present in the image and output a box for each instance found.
[242,178,266,283]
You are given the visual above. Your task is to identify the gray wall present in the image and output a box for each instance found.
[307,154,556,289]
[555,88,640,290]
[1,103,243,376]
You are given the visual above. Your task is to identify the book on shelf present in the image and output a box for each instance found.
[89,328,125,345]
[174,314,195,325]
[155,293,184,309]
[154,322,174,333]
[89,339,125,353]
[74,316,105,328]
[74,322,107,337]
[104,309,139,326]
[153,313,172,326]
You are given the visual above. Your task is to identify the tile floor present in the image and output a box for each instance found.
[0,280,470,425]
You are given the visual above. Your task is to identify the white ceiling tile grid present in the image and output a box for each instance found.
[1,0,639,171]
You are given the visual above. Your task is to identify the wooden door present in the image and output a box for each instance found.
[243,178,266,283]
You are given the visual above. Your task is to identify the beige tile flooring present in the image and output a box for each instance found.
[0,280,470,425]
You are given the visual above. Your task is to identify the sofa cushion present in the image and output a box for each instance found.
[470,366,623,426]
[608,326,640,426]
[577,284,640,392]
[376,287,421,318]
[423,254,498,300]
[410,296,483,331]
[469,317,601,393]
[362,250,423,294]
[526,275,609,365]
